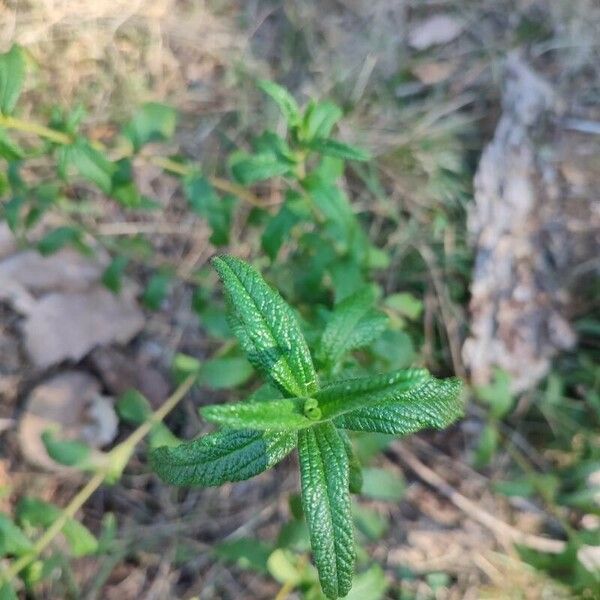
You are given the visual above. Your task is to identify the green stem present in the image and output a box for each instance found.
[0,375,195,587]
[0,114,264,206]
[0,114,72,145]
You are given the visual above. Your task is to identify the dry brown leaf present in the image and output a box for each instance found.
[18,371,118,471]
[23,288,144,369]
[0,249,105,296]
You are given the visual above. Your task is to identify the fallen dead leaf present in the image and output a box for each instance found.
[18,371,118,471]
[0,248,106,296]
[23,287,144,369]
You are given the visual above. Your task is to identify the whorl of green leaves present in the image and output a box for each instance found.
[151,256,463,599]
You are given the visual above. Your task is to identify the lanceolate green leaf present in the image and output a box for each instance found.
[212,255,318,397]
[17,497,98,557]
[305,138,370,162]
[316,368,431,420]
[0,129,24,161]
[229,151,292,185]
[335,376,463,435]
[0,45,25,116]
[302,101,343,141]
[258,80,301,126]
[298,423,355,599]
[200,397,313,431]
[57,138,116,194]
[151,429,296,487]
[123,102,177,151]
[0,513,32,556]
[319,287,388,367]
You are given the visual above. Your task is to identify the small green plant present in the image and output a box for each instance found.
[151,255,462,599]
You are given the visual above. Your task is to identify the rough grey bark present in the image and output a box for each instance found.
[463,53,599,392]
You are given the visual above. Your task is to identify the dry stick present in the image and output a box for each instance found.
[0,375,195,587]
[392,444,566,555]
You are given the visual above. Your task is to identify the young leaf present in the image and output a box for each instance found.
[229,151,292,185]
[0,513,33,557]
[151,429,296,487]
[305,138,370,162]
[36,226,84,256]
[212,255,318,397]
[298,423,355,599]
[142,271,172,310]
[360,468,405,502]
[258,80,301,126]
[302,176,361,251]
[385,292,423,321]
[41,430,92,468]
[101,255,128,293]
[198,356,253,390]
[117,389,152,424]
[184,174,234,245]
[302,101,343,141]
[117,390,180,449]
[171,353,202,384]
[0,129,24,161]
[110,158,143,208]
[261,192,308,260]
[345,565,388,600]
[17,498,98,557]
[200,396,313,431]
[123,102,177,151]
[334,376,463,435]
[57,139,116,193]
[315,368,431,420]
[352,503,389,541]
[214,538,273,573]
[0,45,25,116]
[318,287,388,367]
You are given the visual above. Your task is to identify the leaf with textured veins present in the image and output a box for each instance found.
[298,423,355,599]
[150,429,297,487]
[316,368,431,420]
[212,255,318,398]
[335,376,463,435]
[200,397,314,431]
[319,287,388,367]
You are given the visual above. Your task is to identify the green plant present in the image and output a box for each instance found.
[151,255,463,599]
[0,44,467,598]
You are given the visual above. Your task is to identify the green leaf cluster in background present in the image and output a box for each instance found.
[151,256,463,598]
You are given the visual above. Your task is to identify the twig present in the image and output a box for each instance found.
[0,375,195,587]
[391,444,566,554]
